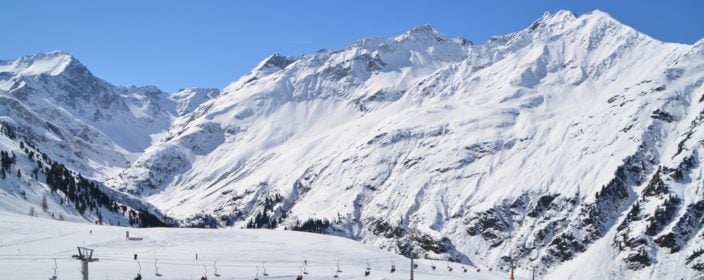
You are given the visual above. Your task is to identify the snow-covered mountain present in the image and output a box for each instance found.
[2,9,704,279]
[0,51,217,226]
[0,51,218,178]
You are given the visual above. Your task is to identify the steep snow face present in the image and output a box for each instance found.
[170,87,220,117]
[0,53,216,178]
[110,25,472,196]
[0,51,73,81]
[107,10,704,278]
[0,52,214,226]
[0,132,172,227]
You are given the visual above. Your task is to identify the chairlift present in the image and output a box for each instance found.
[155,258,163,277]
[364,260,371,277]
[431,261,436,271]
[213,261,221,277]
[202,265,209,280]
[48,258,58,280]
[302,261,309,275]
[390,260,396,273]
[254,266,260,280]
[298,266,305,279]
[333,261,341,278]
[262,262,269,277]
[134,261,142,280]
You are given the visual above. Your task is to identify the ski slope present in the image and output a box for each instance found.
[0,212,516,280]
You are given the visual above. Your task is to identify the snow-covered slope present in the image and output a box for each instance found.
[105,10,704,279]
[0,51,216,225]
[0,51,218,178]
[0,212,513,280]
[3,9,703,279]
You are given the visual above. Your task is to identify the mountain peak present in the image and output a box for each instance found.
[527,9,625,33]
[394,24,447,42]
[584,9,614,19]
[254,53,297,72]
[409,24,438,34]
[544,9,578,21]
[0,50,81,77]
[527,10,577,33]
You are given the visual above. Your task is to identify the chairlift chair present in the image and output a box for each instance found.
[262,262,269,276]
[155,258,163,277]
[297,266,308,279]
[134,261,142,280]
[333,261,341,278]
[390,260,396,273]
[213,261,221,277]
[48,258,58,280]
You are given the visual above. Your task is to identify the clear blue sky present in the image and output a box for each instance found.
[2,0,702,92]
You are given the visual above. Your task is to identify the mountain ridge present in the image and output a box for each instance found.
[2,10,703,279]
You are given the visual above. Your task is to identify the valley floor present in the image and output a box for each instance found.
[0,213,515,280]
